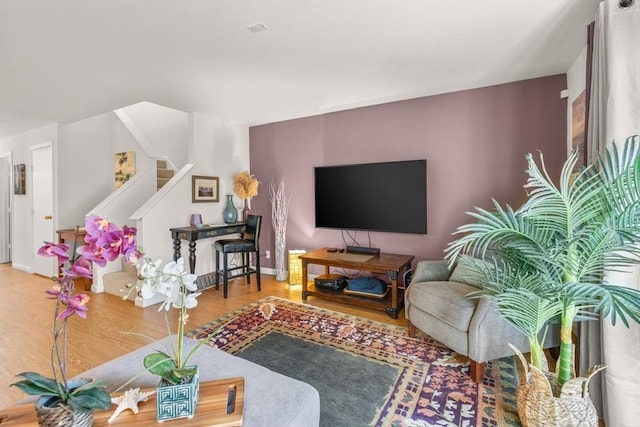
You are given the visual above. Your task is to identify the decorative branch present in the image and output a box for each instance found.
[270,178,290,236]
[270,178,291,281]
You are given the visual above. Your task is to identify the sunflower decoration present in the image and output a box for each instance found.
[233,171,260,200]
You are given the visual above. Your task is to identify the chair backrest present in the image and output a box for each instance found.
[243,214,262,248]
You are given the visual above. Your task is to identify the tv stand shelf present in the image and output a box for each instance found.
[300,248,414,319]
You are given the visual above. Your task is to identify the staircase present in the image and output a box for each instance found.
[157,159,174,190]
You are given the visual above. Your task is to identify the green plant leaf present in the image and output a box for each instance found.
[173,366,197,381]
[10,372,60,396]
[68,387,112,411]
[144,351,177,381]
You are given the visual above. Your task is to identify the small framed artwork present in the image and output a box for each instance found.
[192,175,219,203]
[114,151,136,189]
[14,164,26,195]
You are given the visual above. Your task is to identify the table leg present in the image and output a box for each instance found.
[173,238,181,262]
[302,261,308,300]
[387,270,399,319]
[188,241,197,274]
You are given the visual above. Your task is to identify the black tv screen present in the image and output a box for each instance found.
[314,159,427,234]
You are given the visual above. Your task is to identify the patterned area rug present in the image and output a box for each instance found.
[187,297,520,427]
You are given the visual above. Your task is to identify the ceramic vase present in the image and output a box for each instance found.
[242,199,250,222]
[156,366,200,422]
[222,195,238,224]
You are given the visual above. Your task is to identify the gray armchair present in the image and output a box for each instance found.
[404,260,558,383]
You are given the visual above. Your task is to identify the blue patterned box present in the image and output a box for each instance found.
[156,367,200,422]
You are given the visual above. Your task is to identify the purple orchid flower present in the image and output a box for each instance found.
[62,257,93,279]
[122,225,137,251]
[84,214,117,243]
[58,293,90,320]
[81,243,107,267]
[96,230,125,262]
[124,247,142,264]
[37,242,70,265]
[45,284,62,298]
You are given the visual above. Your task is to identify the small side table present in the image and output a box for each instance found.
[56,228,91,291]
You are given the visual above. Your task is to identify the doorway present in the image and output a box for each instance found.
[31,143,55,277]
[0,152,11,264]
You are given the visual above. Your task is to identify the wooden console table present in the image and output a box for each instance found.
[56,227,91,291]
[170,223,245,273]
[300,248,414,319]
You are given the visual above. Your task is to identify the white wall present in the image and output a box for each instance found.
[0,101,197,275]
[136,113,250,277]
[121,101,189,170]
[0,123,58,271]
[58,113,142,229]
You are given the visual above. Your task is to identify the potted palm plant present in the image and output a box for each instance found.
[446,135,640,426]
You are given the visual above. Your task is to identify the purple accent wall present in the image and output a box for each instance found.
[250,75,567,270]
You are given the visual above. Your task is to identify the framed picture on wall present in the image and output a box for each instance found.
[14,164,26,195]
[192,175,219,203]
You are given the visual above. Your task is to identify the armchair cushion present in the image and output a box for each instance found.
[411,260,450,283]
[449,262,484,289]
[408,280,478,331]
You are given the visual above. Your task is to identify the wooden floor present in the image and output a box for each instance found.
[0,263,406,408]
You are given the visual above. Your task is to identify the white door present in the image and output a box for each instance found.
[31,143,55,277]
[0,153,11,263]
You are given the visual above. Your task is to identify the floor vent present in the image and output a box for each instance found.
[195,272,217,291]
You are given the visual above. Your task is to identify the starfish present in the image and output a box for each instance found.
[108,387,155,423]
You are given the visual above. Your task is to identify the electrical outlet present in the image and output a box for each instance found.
[265,250,271,259]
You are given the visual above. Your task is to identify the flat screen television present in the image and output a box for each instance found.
[314,159,427,234]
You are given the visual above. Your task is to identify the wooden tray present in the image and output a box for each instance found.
[0,377,244,426]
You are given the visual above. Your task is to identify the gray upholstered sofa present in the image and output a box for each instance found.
[404,260,558,382]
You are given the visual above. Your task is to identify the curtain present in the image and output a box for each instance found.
[585,1,640,425]
[0,157,9,263]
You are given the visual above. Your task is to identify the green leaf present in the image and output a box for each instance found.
[68,387,112,411]
[10,372,60,396]
[72,379,109,393]
[173,366,197,381]
[144,351,177,381]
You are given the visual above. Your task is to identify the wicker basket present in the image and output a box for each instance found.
[511,344,605,427]
[35,397,93,427]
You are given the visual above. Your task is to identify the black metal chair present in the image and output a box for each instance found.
[214,214,262,298]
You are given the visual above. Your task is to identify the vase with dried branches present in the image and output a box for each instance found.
[270,178,291,281]
[233,171,260,222]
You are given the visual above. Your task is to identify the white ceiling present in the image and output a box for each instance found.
[0,0,600,140]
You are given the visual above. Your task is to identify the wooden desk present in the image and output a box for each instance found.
[56,228,91,291]
[170,224,245,273]
[300,248,414,319]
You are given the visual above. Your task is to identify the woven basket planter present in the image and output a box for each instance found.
[512,346,605,427]
[34,378,94,427]
[35,397,93,427]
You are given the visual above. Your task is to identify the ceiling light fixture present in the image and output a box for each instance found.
[247,22,268,33]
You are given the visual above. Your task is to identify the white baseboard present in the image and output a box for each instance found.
[261,266,276,276]
[11,263,31,273]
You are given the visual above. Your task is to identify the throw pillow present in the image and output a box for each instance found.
[449,260,485,289]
